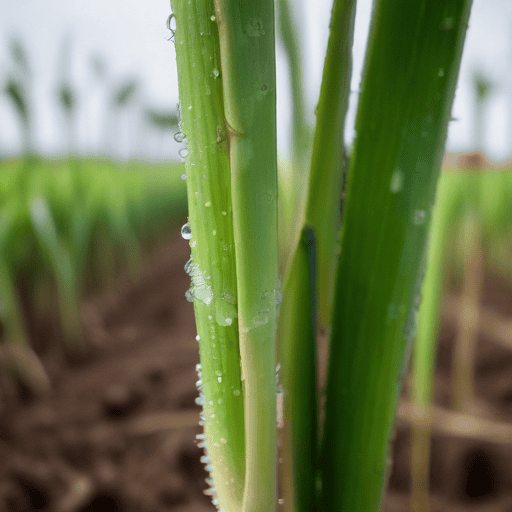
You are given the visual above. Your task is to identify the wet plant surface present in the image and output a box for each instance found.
[1,233,512,511]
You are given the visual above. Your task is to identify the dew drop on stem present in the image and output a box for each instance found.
[174,131,186,143]
[181,222,192,240]
[413,210,426,225]
[167,13,176,41]
[390,167,404,194]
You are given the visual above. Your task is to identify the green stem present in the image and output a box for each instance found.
[304,0,356,330]
[171,1,245,510]
[214,1,278,510]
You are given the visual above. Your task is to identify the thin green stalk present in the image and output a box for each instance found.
[304,0,356,330]
[279,227,317,512]
[452,212,483,413]
[277,0,356,509]
[320,1,473,510]
[276,0,310,272]
[171,1,245,511]
[213,1,279,510]
[410,172,463,512]
[277,0,308,163]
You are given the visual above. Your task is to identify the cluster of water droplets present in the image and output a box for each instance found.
[184,255,214,305]
[244,278,282,332]
[276,363,284,429]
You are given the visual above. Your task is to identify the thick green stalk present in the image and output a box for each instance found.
[171,1,245,511]
[213,1,278,510]
[320,0,473,510]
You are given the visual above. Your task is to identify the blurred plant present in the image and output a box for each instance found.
[106,78,140,157]
[144,108,179,156]
[4,37,33,157]
[55,35,78,156]
[471,70,494,151]
[411,168,512,511]
[0,158,187,395]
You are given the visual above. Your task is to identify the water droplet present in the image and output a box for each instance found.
[210,14,216,21]
[196,335,200,341]
[188,105,192,110]
[233,389,240,396]
[225,317,232,326]
[223,245,228,251]
[205,201,211,207]
[174,131,186,143]
[390,167,404,193]
[195,395,205,406]
[212,230,216,235]
[212,68,220,79]
[413,209,426,225]
[217,376,222,383]
[190,240,197,247]
[221,211,227,216]
[247,17,264,37]
[438,68,445,77]
[185,257,213,305]
[179,148,188,158]
[181,222,192,239]
[279,499,285,505]
[181,173,187,181]
[441,17,453,30]
[166,13,176,41]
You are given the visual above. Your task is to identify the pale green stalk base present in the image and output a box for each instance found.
[171,0,246,510]
[214,0,279,510]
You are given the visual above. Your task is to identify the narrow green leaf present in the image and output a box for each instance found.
[305,0,356,330]
[279,227,317,512]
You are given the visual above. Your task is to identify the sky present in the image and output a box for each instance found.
[1,0,512,161]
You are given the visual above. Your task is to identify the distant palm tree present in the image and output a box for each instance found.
[55,35,77,157]
[109,78,140,158]
[471,70,493,152]
[4,37,33,157]
[144,108,179,158]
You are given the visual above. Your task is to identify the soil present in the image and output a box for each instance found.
[1,229,512,512]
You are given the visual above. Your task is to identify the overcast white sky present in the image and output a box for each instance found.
[1,0,512,161]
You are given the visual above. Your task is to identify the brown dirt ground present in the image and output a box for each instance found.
[1,226,512,511]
